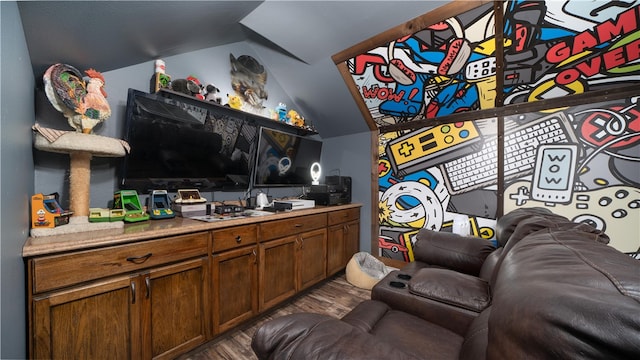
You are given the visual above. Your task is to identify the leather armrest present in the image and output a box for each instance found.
[409,268,490,312]
[413,229,496,276]
[372,270,479,335]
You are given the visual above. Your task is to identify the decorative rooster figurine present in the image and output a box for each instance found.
[43,63,111,134]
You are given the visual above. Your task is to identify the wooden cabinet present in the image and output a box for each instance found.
[298,228,327,290]
[31,232,208,294]
[144,257,209,359]
[28,232,209,359]
[25,204,361,359]
[32,275,138,359]
[211,225,258,335]
[259,235,298,311]
[259,214,327,311]
[327,208,361,276]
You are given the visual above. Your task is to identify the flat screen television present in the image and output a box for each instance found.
[253,127,322,187]
[119,88,256,192]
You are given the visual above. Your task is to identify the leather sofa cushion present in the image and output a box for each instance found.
[409,268,490,312]
[488,227,639,358]
[369,308,464,360]
[413,229,495,276]
[494,207,556,246]
[251,310,424,360]
[341,298,390,332]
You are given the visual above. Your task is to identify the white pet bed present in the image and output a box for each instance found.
[346,252,393,290]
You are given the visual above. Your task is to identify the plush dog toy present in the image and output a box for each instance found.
[204,84,222,104]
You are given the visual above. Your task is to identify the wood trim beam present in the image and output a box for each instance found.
[494,0,505,218]
[378,85,640,133]
[331,0,493,64]
[370,130,379,255]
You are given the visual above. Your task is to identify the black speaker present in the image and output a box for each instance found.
[342,176,352,203]
[323,176,351,203]
[325,176,341,185]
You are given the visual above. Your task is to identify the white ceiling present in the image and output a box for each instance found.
[18,0,447,137]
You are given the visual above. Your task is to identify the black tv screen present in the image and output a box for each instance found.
[119,89,256,192]
[253,127,322,187]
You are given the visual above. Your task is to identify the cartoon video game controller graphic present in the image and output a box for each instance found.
[386,122,482,178]
[505,180,640,252]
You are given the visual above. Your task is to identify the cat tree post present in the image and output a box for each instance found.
[31,126,130,236]
[69,151,92,218]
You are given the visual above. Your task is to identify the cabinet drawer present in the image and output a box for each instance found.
[213,224,258,252]
[32,232,209,294]
[328,208,360,226]
[260,214,327,241]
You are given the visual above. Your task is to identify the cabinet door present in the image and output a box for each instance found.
[327,224,346,276]
[259,236,297,311]
[344,219,360,263]
[143,257,209,360]
[212,245,258,334]
[298,228,327,290]
[32,276,139,360]
[327,220,361,276]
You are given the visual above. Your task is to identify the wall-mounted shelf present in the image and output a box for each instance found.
[157,89,318,136]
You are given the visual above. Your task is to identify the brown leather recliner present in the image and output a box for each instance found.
[370,210,610,335]
[398,207,564,279]
[251,211,635,360]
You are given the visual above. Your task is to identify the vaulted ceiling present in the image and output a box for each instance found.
[18,1,446,138]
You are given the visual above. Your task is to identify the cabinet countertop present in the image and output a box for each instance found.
[23,204,362,258]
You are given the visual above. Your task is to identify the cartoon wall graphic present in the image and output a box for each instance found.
[349,2,497,127]
[505,96,640,252]
[338,0,640,260]
[502,0,640,105]
[346,1,640,128]
[378,120,500,262]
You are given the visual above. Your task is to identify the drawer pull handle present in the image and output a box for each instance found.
[145,276,151,299]
[126,253,153,264]
[236,235,242,243]
[131,282,136,304]
[294,223,303,228]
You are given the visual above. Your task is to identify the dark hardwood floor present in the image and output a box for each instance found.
[178,273,371,360]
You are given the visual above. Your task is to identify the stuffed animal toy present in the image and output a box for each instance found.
[204,84,222,104]
[226,94,243,110]
[287,109,305,127]
[170,77,202,98]
[186,76,205,100]
[276,103,288,123]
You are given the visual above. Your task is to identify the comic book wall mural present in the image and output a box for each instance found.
[379,96,639,261]
[504,97,640,252]
[341,0,640,260]
[347,1,640,126]
[348,2,497,126]
[502,1,640,104]
[379,119,500,261]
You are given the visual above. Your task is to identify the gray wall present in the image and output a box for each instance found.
[1,2,35,358]
[321,132,373,252]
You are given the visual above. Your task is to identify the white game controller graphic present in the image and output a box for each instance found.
[505,180,640,252]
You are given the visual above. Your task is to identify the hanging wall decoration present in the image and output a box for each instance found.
[230,53,269,114]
